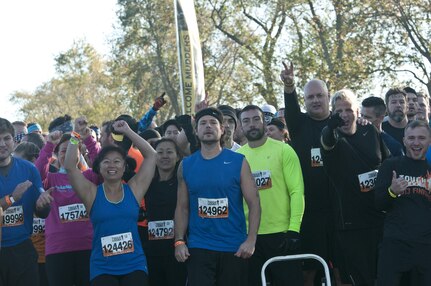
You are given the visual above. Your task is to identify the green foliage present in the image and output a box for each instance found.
[11,0,431,125]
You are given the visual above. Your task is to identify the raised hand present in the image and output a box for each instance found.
[153,92,167,111]
[112,120,131,134]
[48,130,63,144]
[195,92,209,113]
[328,113,345,130]
[390,171,408,195]
[280,61,294,86]
[74,116,88,135]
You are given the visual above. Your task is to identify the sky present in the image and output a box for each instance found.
[0,0,118,122]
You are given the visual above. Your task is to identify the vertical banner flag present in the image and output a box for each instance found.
[174,0,205,115]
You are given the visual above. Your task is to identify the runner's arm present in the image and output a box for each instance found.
[174,161,190,262]
[236,158,260,258]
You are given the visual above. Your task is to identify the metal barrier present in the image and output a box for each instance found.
[261,254,331,286]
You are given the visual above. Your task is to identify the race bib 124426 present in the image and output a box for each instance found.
[198,198,228,218]
[101,232,134,257]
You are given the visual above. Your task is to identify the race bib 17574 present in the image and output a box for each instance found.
[58,203,88,223]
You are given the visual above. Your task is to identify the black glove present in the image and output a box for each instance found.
[279,231,301,254]
[175,114,192,129]
[327,112,344,130]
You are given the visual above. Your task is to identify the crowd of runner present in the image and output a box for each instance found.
[0,61,431,286]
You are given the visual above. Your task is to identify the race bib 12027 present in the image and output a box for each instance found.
[252,170,272,190]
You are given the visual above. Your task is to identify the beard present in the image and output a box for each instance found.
[388,110,405,123]
[245,127,265,141]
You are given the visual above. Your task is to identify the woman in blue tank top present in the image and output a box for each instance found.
[64,120,156,286]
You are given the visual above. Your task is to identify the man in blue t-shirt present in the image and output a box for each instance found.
[174,107,260,286]
[0,117,52,286]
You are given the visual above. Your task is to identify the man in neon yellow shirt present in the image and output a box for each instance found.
[237,105,304,286]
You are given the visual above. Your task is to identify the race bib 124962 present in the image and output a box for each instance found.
[198,198,228,218]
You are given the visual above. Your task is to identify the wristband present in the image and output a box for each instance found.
[4,195,14,206]
[388,188,397,198]
[69,137,79,145]
[71,131,81,139]
[174,240,186,247]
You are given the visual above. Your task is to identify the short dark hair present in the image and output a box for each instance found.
[48,114,72,133]
[92,145,136,182]
[405,120,431,136]
[154,138,181,156]
[239,105,264,122]
[12,121,26,127]
[0,118,15,136]
[24,133,45,150]
[361,96,386,117]
[14,142,40,162]
[162,119,181,135]
[403,86,417,95]
[385,88,406,105]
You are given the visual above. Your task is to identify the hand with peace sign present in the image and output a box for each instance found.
[280,61,295,92]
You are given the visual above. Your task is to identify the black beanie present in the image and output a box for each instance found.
[217,105,238,129]
[195,107,223,126]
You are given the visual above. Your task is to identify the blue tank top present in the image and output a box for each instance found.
[183,148,247,252]
[89,184,147,280]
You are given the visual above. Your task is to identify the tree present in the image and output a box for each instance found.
[370,0,431,95]
[11,41,121,128]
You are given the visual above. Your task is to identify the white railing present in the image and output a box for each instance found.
[261,254,331,286]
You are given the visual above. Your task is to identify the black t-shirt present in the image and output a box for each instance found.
[144,175,178,256]
[374,156,431,244]
[382,121,405,146]
[284,90,333,213]
[322,124,389,230]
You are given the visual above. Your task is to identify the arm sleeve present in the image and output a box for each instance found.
[282,145,305,232]
[284,89,303,137]
[83,135,101,164]
[374,159,395,211]
[35,141,55,182]
[138,107,157,132]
